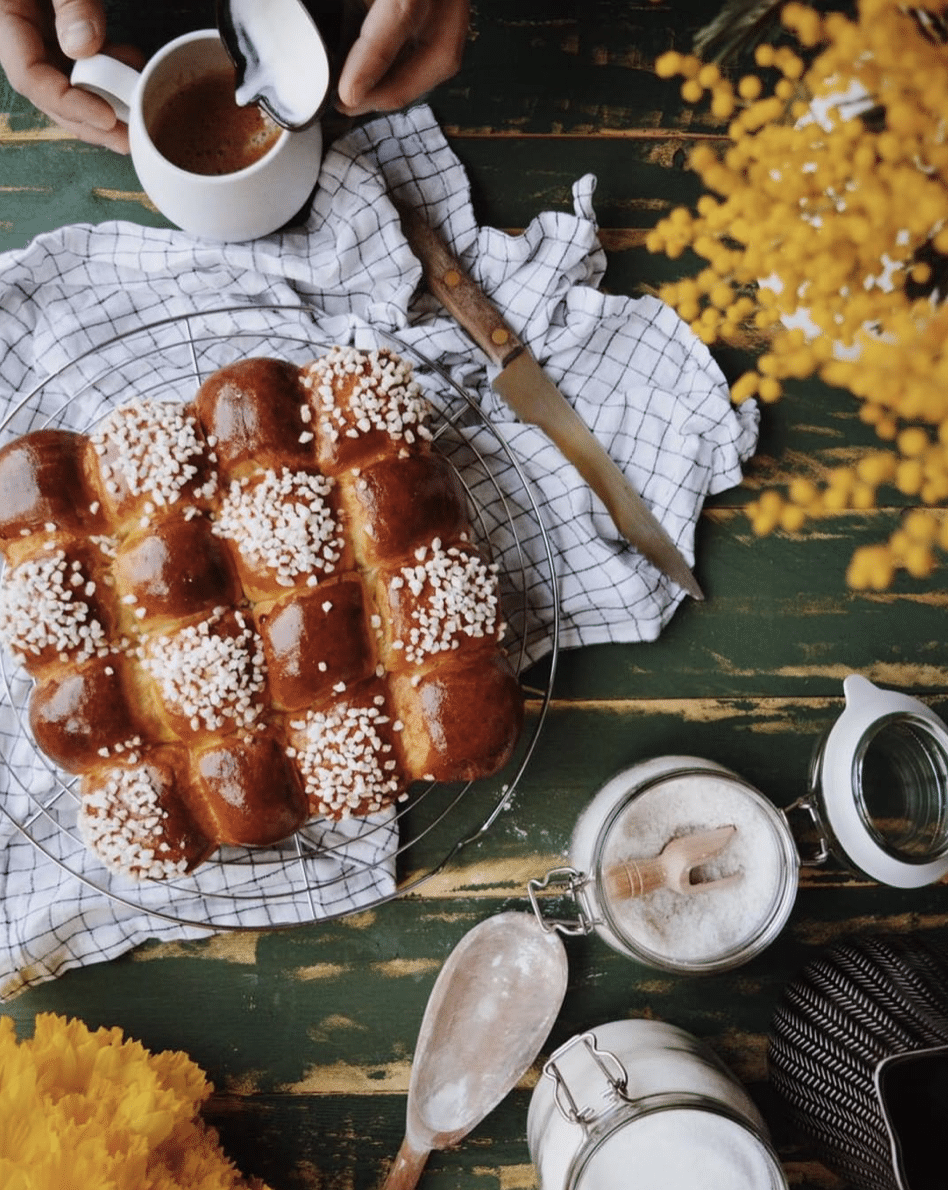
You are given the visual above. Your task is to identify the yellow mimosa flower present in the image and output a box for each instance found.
[0,1015,276,1190]
[650,0,948,587]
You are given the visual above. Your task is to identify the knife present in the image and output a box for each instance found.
[397,204,704,601]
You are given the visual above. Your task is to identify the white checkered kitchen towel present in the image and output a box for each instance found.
[0,105,758,996]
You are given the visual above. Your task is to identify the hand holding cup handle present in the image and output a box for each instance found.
[71,53,135,124]
[70,30,323,242]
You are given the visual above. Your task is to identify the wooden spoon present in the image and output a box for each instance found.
[381,911,568,1190]
[605,825,740,900]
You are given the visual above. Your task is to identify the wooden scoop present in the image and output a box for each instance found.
[605,825,739,900]
[381,911,568,1190]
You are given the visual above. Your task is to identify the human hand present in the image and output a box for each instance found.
[336,0,469,117]
[0,0,142,152]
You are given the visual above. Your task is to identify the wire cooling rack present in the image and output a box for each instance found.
[0,304,559,929]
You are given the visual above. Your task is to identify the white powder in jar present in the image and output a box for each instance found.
[600,772,790,965]
[528,1020,787,1190]
[577,1108,782,1189]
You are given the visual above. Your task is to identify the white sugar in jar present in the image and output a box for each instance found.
[529,756,799,974]
[527,1019,788,1190]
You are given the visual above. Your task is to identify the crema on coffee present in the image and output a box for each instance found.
[150,68,281,175]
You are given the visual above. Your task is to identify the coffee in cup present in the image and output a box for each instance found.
[149,65,282,176]
[71,30,322,241]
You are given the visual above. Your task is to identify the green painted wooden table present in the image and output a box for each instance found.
[2,2,946,1188]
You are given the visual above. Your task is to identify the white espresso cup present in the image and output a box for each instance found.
[71,30,323,241]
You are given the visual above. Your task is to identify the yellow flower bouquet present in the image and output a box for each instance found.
[0,1014,272,1190]
[649,0,948,588]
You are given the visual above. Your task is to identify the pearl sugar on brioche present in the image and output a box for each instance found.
[0,346,523,881]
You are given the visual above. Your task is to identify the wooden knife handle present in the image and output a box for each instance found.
[397,203,525,370]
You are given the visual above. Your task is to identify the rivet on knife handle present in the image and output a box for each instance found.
[397,202,704,600]
[397,203,525,369]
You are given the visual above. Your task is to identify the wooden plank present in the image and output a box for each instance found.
[0,140,165,250]
[0,0,734,142]
[533,503,948,700]
[0,4,941,1190]
[434,0,756,136]
[0,130,707,253]
[11,695,948,1031]
[201,1089,852,1190]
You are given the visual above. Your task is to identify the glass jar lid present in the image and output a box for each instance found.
[813,675,948,888]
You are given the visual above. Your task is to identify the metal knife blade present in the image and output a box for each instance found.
[397,203,704,600]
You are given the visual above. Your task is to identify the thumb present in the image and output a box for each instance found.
[53,0,107,58]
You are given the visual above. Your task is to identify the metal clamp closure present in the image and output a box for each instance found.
[528,867,598,937]
[783,794,830,866]
[543,1032,630,1133]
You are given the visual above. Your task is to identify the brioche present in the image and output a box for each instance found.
[0,345,523,881]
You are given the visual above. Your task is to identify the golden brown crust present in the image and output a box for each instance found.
[389,654,524,783]
[113,513,240,632]
[0,346,523,878]
[338,451,469,569]
[29,654,146,774]
[189,726,308,846]
[0,429,105,547]
[256,576,376,712]
[195,357,313,478]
